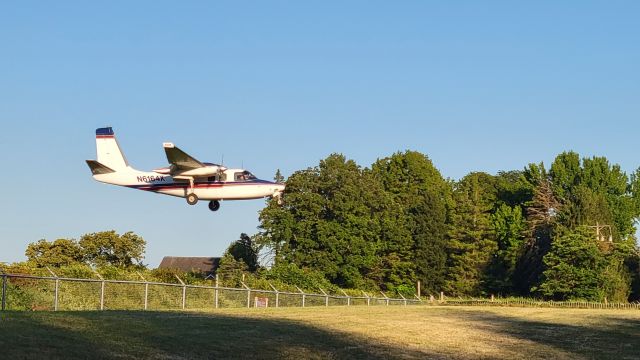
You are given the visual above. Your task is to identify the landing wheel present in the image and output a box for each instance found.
[208,200,221,212]
[186,193,198,205]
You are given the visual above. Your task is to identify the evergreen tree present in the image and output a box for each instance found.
[371,151,451,294]
[410,192,448,294]
[535,229,605,301]
[216,252,248,287]
[227,233,260,272]
[445,172,497,296]
[514,172,559,295]
[274,169,285,183]
[487,204,526,294]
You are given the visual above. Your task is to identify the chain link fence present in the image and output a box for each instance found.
[3,273,639,311]
[0,273,421,311]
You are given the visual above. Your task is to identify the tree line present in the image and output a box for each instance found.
[10,150,640,301]
[256,151,640,302]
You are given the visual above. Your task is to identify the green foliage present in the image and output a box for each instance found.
[262,262,337,292]
[274,169,285,183]
[628,252,640,302]
[80,231,146,268]
[25,238,84,268]
[600,240,637,302]
[371,151,451,294]
[258,150,640,301]
[487,204,526,294]
[149,267,188,284]
[494,171,533,208]
[392,283,417,298]
[227,233,260,272]
[409,193,448,295]
[259,153,411,289]
[535,230,605,301]
[216,253,249,287]
[22,230,147,270]
[551,153,638,239]
[54,263,95,279]
[445,172,498,296]
[514,171,559,295]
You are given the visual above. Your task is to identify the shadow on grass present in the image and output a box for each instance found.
[460,310,640,359]
[0,311,433,360]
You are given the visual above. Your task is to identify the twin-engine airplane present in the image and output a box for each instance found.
[86,127,285,212]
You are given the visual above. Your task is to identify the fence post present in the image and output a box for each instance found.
[175,275,186,310]
[340,289,350,306]
[296,286,306,308]
[144,282,149,311]
[362,291,370,306]
[241,282,251,308]
[47,267,59,311]
[54,279,59,311]
[1,274,6,311]
[319,287,329,307]
[380,291,389,306]
[99,281,105,310]
[269,283,279,308]
[93,270,105,311]
[399,293,407,306]
[137,272,149,311]
[215,274,219,309]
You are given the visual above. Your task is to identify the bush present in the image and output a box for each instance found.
[263,262,338,293]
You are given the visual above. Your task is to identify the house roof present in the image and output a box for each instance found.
[158,257,221,274]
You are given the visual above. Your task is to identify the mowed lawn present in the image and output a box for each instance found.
[1,306,639,359]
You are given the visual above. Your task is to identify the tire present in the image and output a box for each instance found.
[208,200,221,212]
[186,193,198,205]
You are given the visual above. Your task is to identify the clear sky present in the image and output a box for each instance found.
[1,1,639,267]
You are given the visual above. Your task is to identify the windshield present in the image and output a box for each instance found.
[234,171,257,181]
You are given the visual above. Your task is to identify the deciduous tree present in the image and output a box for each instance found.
[79,231,146,268]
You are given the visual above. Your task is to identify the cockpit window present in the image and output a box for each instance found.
[234,171,257,181]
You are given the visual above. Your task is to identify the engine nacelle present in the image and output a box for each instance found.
[174,165,225,177]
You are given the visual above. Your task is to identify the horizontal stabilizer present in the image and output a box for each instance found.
[86,160,115,175]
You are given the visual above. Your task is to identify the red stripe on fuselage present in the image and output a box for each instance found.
[132,181,271,191]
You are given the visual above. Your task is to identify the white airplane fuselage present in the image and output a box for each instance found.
[93,167,285,201]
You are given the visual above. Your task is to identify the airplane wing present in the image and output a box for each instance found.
[163,143,205,170]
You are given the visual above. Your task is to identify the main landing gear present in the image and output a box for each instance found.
[208,200,221,212]
[186,193,198,205]
[185,195,220,212]
[186,178,198,205]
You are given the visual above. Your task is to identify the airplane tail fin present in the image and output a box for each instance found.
[94,127,130,171]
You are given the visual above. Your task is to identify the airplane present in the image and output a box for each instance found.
[86,127,285,212]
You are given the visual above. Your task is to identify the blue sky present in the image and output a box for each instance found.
[1,1,639,266]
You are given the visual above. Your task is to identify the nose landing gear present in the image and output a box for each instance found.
[208,200,221,212]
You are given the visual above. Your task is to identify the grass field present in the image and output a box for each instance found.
[1,306,639,359]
